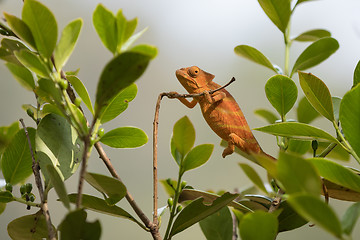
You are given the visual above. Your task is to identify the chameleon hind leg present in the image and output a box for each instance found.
[222,133,262,158]
[222,133,247,158]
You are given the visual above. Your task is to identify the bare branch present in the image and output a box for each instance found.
[19,118,56,240]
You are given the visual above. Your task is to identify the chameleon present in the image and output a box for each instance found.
[173,66,275,160]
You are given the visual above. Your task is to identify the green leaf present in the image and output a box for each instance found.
[14,49,50,78]
[288,139,310,155]
[277,201,307,232]
[254,109,278,124]
[121,27,148,52]
[182,144,214,173]
[99,84,137,124]
[1,128,35,185]
[129,44,158,59]
[93,4,117,54]
[172,116,195,157]
[291,38,339,77]
[170,192,239,237]
[0,191,14,203]
[3,12,36,49]
[5,62,35,91]
[95,51,153,115]
[67,75,94,115]
[332,96,341,123]
[46,164,70,210]
[22,0,58,58]
[116,10,137,52]
[179,189,252,213]
[297,96,320,123]
[199,207,233,240]
[265,75,298,117]
[277,152,321,195]
[67,194,142,225]
[8,213,55,240]
[234,45,277,73]
[340,84,360,158]
[308,158,360,192]
[160,179,177,197]
[353,60,360,88]
[287,193,342,238]
[54,18,83,70]
[239,163,268,193]
[341,202,360,235]
[41,103,65,117]
[36,114,84,184]
[298,72,334,121]
[239,211,278,240]
[0,202,6,215]
[258,0,291,33]
[100,127,148,148]
[59,209,101,240]
[255,122,339,143]
[295,0,318,7]
[36,77,62,104]
[293,29,331,42]
[84,172,126,205]
[253,154,278,177]
[0,121,19,155]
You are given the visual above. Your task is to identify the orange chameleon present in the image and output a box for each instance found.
[174,66,275,160]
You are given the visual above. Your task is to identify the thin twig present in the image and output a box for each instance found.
[94,142,162,240]
[19,119,56,240]
[152,77,235,239]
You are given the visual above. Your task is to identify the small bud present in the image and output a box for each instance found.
[98,128,105,138]
[167,198,173,207]
[29,194,35,202]
[166,178,172,186]
[25,183,32,194]
[5,183,13,193]
[59,79,68,90]
[180,181,187,189]
[20,184,26,195]
[312,140,318,152]
[176,205,183,213]
[74,97,82,107]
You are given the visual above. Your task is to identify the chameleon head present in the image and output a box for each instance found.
[175,66,215,93]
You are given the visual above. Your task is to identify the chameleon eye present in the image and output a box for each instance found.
[188,66,200,78]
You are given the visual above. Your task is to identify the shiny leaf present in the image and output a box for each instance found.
[5,62,35,91]
[100,127,148,148]
[297,96,320,124]
[234,45,277,72]
[182,144,213,174]
[239,211,278,240]
[298,72,334,121]
[293,29,331,42]
[172,116,195,157]
[54,18,83,70]
[339,84,360,159]
[199,207,233,240]
[1,128,35,185]
[22,0,58,58]
[291,38,339,77]
[265,74,298,117]
[287,193,342,238]
[67,75,94,115]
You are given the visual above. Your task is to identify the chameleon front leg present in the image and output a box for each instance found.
[203,91,226,104]
[169,91,198,108]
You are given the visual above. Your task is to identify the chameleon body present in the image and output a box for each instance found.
[174,66,274,159]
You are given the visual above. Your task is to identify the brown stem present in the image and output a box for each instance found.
[76,136,90,208]
[94,142,161,240]
[19,119,56,240]
[268,189,284,213]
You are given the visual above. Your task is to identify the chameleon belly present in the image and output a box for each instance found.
[199,89,261,154]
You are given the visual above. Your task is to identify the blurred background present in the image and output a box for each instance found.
[1,0,360,239]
